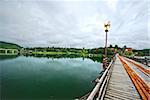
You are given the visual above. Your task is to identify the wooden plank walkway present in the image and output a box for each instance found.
[124,57,150,86]
[104,56,141,100]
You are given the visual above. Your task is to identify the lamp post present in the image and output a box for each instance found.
[103,21,111,68]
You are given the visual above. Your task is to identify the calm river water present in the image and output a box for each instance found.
[0,56,103,100]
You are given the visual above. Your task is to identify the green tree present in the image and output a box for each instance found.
[123,45,127,49]
[109,44,113,48]
[114,45,118,49]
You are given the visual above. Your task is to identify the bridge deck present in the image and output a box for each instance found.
[104,56,141,100]
[124,57,150,86]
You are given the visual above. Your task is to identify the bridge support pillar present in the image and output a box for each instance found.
[12,50,15,54]
[5,49,7,54]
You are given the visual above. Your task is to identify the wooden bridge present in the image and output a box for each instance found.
[79,54,150,100]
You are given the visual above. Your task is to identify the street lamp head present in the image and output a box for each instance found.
[104,21,111,32]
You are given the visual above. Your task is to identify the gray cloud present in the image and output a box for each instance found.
[0,0,149,49]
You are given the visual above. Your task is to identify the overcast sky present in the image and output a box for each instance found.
[0,0,149,49]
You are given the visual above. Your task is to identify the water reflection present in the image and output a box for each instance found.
[0,55,19,60]
[0,54,103,63]
[24,54,103,63]
[0,56,103,100]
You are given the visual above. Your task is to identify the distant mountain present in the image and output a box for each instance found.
[0,41,21,49]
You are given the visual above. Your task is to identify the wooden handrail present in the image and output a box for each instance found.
[86,56,115,100]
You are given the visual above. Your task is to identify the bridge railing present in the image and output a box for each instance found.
[86,55,116,100]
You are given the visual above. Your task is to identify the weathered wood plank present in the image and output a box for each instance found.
[104,56,141,100]
[106,88,140,97]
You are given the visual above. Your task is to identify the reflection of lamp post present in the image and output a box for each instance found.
[103,21,111,68]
